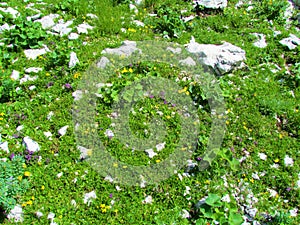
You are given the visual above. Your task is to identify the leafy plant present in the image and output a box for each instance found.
[2,16,48,51]
[0,70,17,103]
[195,193,244,225]
[145,5,191,38]
[0,156,29,213]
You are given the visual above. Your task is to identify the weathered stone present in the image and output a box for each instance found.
[186,36,246,75]
[101,40,141,57]
[23,136,40,153]
[193,0,227,9]
[279,34,300,50]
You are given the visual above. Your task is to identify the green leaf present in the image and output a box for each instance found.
[228,212,243,225]
[205,193,222,207]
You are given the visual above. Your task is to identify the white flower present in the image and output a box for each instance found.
[178,173,183,181]
[289,208,298,217]
[258,153,267,160]
[142,195,153,204]
[284,155,294,167]
[221,194,231,203]
[57,172,63,178]
[83,191,97,206]
[296,179,300,189]
[104,129,114,138]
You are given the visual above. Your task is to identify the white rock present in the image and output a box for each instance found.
[129,4,138,14]
[142,195,153,204]
[145,148,157,158]
[284,155,294,166]
[11,70,20,80]
[44,131,53,140]
[7,205,23,223]
[86,13,98,19]
[251,33,267,48]
[69,52,79,68]
[36,211,43,218]
[68,32,79,40]
[186,36,246,75]
[20,75,38,84]
[24,46,50,60]
[193,0,227,9]
[78,146,92,159]
[26,13,41,21]
[0,141,9,153]
[29,85,36,90]
[25,67,43,73]
[57,172,63,178]
[52,19,73,36]
[47,212,55,220]
[258,153,267,160]
[16,125,24,131]
[156,142,165,151]
[35,14,59,29]
[0,7,20,18]
[72,90,83,100]
[77,23,94,34]
[279,34,300,50]
[58,125,69,136]
[181,209,190,218]
[133,20,145,27]
[47,111,54,120]
[23,136,40,152]
[290,208,298,217]
[0,23,15,33]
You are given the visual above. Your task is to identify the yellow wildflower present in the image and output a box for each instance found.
[41,185,45,190]
[24,171,31,177]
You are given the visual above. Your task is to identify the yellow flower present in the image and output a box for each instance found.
[0,112,4,116]
[274,158,279,163]
[59,215,63,219]
[156,159,161,163]
[46,73,50,76]
[0,118,3,121]
[226,121,230,125]
[101,208,107,213]
[279,134,283,139]
[31,196,35,200]
[26,200,33,205]
[204,180,210,184]
[105,205,111,210]
[121,68,128,73]
[100,204,105,208]
[18,176,22,181]
[128,68,133,73]
[22,203,27,207]
[74,72,80,79]
[24,171,31,177]
[41,185,45,190]
[113,163,118,168]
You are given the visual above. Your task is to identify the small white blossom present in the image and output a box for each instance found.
[270,163,279,169]
[267,188,277,198]
[71,199,77,207]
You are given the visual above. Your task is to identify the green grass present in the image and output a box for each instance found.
[0,0,299,224]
